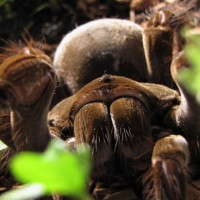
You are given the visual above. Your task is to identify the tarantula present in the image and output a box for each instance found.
[0,1,200,200]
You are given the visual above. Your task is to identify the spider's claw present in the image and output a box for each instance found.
[152,135,189,200]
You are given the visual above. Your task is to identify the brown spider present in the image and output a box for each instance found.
[0,1,200,200]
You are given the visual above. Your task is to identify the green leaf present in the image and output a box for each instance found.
[9,139,91,198]
[179,32,200,102]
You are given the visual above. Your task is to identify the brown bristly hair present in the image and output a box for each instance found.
[0,147,15,177]
[0,31,51,65]
[145,0,196,29]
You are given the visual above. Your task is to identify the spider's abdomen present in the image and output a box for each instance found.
[53,19,148,94]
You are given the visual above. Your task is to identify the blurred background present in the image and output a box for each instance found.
[0,0,132,46]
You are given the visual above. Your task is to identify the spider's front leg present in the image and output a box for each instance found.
[0,41,56,152]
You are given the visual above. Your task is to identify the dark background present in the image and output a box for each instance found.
[0,0,131,46]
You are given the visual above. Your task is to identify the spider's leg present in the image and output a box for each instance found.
[152,135,189,200]
[143,1,193,88]
[166,52,200,161]
[0,43,56,152]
